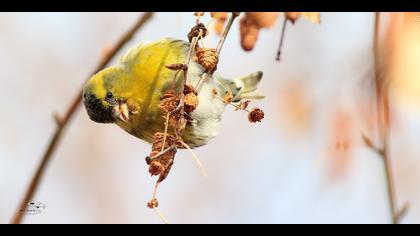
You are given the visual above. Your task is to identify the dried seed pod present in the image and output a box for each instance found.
[248,108,265,123]
[184,92,199,113]
[240,17,260,51]
[188,23,208,42]
[194,12,204,17]
[148,133,178,180]
[245,12,279,28]
[152,133,177,152]
[224,92,233,104]
[147,198,159,209]
[145,155,152,165]
[159,91,180,114]
[166,63,187,71]
[235,100,251,111]
[149,161,165,176]
[184,84,197,95]
[286,12,301,24]
[211,12,228,35]
[196,48,218,72]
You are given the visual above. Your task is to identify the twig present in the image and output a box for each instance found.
[174,29,202,115]
[10,12,154,224]
[151,145,177,161]
[213,94,250,112]
[369,12,407,224]
[215,12,240,57]
[276,16,288,61]
[178,140,208,178]
[153,206,169,224]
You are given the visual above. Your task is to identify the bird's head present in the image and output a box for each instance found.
[83,68,131,124]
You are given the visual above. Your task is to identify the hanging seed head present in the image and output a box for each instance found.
[235,100,251,111]
[188,23,208,42]
[196,48,218,72]
[148,133,178,178]
[184,84,197,95]
[224,91,233,104]
[160,90,180,113]
[149,161,165,176]
[152,133,177,152]
[147,198,159,209]
[194,12,205,17]
[240,17,260,51]
[166,63,187,71]
[285,12,301,24]
[184,92,199,113]
[248,108,265,123]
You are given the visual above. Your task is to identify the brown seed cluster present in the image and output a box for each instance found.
[235,100,251,111]
[159,90,182,127]
[188,23,208,43]
[196,48,218,72]
[147,198,159,209]
[224,91,233,104]
[147,133,181,183]
[248,108,265,123]
[184,92,199,113]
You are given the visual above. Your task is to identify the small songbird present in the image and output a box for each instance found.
[83,38,264,148]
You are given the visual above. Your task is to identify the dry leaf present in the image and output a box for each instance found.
[286,12,321,24]
[240,17,260,51]
[211,12,228,35]
[245,12,280,28]
[302,12,321,24]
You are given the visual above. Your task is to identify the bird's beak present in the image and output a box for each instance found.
[112,102,130,123]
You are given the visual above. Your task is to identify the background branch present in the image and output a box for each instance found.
[371,12,407,224]
[10,12,154,224]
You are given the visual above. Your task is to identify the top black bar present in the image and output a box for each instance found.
[3,0,420,11]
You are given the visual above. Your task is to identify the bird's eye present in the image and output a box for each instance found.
[106,91,113,99]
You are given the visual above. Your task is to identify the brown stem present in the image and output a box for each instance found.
[215,12,240,58]
[10,12,154,224]
[276,15,288,61]
[372,12,406,224]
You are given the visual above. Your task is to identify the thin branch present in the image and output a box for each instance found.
[216,12,240,58]
[153,206,169,224]
[276,15,288,61]
[178,140,208,178]
[371,12,406,224]
[10,12,154,224]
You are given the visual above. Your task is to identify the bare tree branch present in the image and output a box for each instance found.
[10,12,154,224]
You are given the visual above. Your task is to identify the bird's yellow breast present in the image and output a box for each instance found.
[113,38,190,142]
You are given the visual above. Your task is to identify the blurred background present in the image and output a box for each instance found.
[1,12,420,224]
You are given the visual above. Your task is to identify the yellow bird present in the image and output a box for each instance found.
[83,38,263,148]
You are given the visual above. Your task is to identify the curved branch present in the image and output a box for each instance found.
[10,12,154,224]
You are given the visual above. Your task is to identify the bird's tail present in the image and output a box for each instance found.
[216,71,264,102]
[232,71,264,102]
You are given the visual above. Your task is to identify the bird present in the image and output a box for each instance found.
[83,38,264,148]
